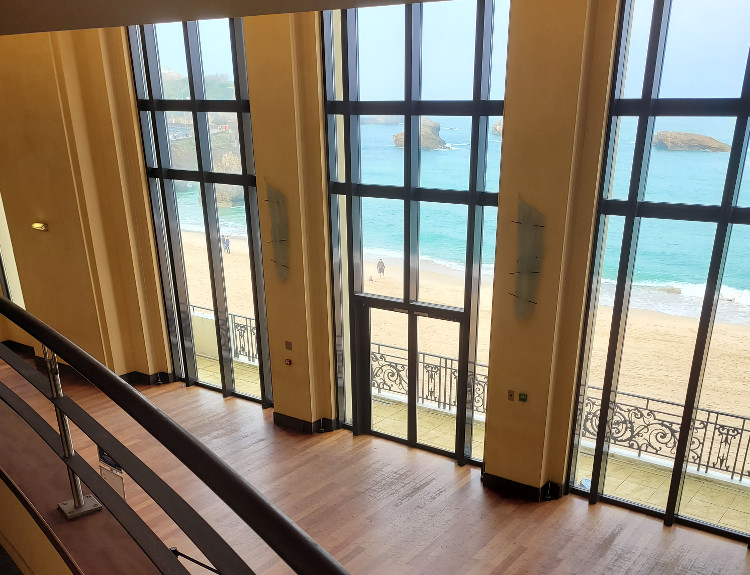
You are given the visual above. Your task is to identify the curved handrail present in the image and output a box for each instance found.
[0,296,347,575]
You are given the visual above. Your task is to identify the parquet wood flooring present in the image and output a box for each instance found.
[0,357,748,574]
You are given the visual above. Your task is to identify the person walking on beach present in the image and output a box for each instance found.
[377,258,385,278]
[224,236,231,254]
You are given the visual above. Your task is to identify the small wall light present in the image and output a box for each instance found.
[31,222,49,231]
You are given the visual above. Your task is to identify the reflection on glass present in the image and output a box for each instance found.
[173,180,221,386]
[601,220,715,509]
[737,152,750,207]
[331,11,345,101]
[361,198,404,299]
[620,0,654,98]
[418,203,467,308]
[360,116,404,186]
[358,5,404,100]
[645,117,734,205]
[419,116,472,191]
[660,0,750,98]
[417,317,459,452]
[155,22,189,100]
[371,309,408,439]
[571,216,624,491]
[471,206,498,459]
[421,0,476,100]
[604,117,637,200]
[208,112,241,173]
[214,185,259,397]
[677,225,750,534]
[328,115,346,183]
[489,0,510,100]
[485,116,502,192]
[165,112,198,170]
[198,19,236,100]
[140,111,156,168]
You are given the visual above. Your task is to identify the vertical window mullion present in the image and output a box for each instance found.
[589,0,672,503]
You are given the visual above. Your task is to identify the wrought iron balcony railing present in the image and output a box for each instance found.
[190,305,258,364]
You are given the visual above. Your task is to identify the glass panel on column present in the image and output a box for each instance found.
[676,225,750,534]
[417,317,459,452]
[370,309,409,439]
[485,116,502,193]
[214,184,259,397]
[620,0,654,98]
[174,180,221,386]
[604,117,638,201]
[601,219,716,509]
[418,202,467,309]
[570,216,625,491]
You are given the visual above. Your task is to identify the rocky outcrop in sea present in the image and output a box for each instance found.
[393,118,449,150]
[652,131,730,152]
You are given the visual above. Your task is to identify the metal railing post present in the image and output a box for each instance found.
[42,345,102,520]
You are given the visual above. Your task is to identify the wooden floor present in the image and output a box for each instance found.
[1,359,749,574]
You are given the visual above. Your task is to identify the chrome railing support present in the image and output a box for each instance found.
[42,345,102,520]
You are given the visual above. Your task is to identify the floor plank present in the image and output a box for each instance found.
[0,357,748,574]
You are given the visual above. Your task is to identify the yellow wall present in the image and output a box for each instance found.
[244,13,337,423]
[482,0,619,488]
[0,29,171,377]
[0,477,75,575]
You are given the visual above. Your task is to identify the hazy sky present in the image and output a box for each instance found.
[155,0,750,99]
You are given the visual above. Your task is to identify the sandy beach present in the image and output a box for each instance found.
[181,230,750,419]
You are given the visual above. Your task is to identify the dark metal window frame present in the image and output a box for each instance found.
[569,0,750,546]
[322,0,502,465]
[128,20,272,406]
[0,249,9,300]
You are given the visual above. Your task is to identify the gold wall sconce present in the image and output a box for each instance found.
[31,222,49,231]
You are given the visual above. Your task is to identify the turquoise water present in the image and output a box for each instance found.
[175,116,750,322]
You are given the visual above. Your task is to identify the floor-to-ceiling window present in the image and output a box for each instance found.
[128,20,271,404]
[570,0,750,542]
[324,0,508,464]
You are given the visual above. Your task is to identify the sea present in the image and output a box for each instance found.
[174,115,750,324]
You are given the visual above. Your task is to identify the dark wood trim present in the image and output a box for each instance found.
[0,466,82,575]
[120,372,175,387]
[481,471,563,502]
[272,412,339,434]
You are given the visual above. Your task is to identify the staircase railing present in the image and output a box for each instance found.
[0,296,348,575]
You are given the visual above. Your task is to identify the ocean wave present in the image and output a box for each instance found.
[601,278,750,306]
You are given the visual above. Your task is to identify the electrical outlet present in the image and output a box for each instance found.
[507,390,514,401]
[519,392,528,403]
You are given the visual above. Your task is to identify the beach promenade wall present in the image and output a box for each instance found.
[0,29,171,379]
[482,0,620,493]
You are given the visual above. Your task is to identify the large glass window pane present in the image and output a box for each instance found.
[601,219,716,510]
[488,0,510,101]
[360,198,404,299]
[419,116,472,191]
[370,309,409,439]
[208,112,241,173]
[660,0,750,98]
[198,19,236,100]
[471,206,499,459]
[620,0,653,98]
[417,317,459,452]
[214,185,259,397]
[174,180,221,386]
[165,112,198,171]
[360,116,404,186]
[677,225,750,534]
[485,116,502,192]
[421,0,476,100]
[418,203,467,308]
[155,22,189,99]
[604,117,637,200]
[357,5,405,101]
[737,152,750,207]
[646,117,734,205]
[571,216,625,491]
